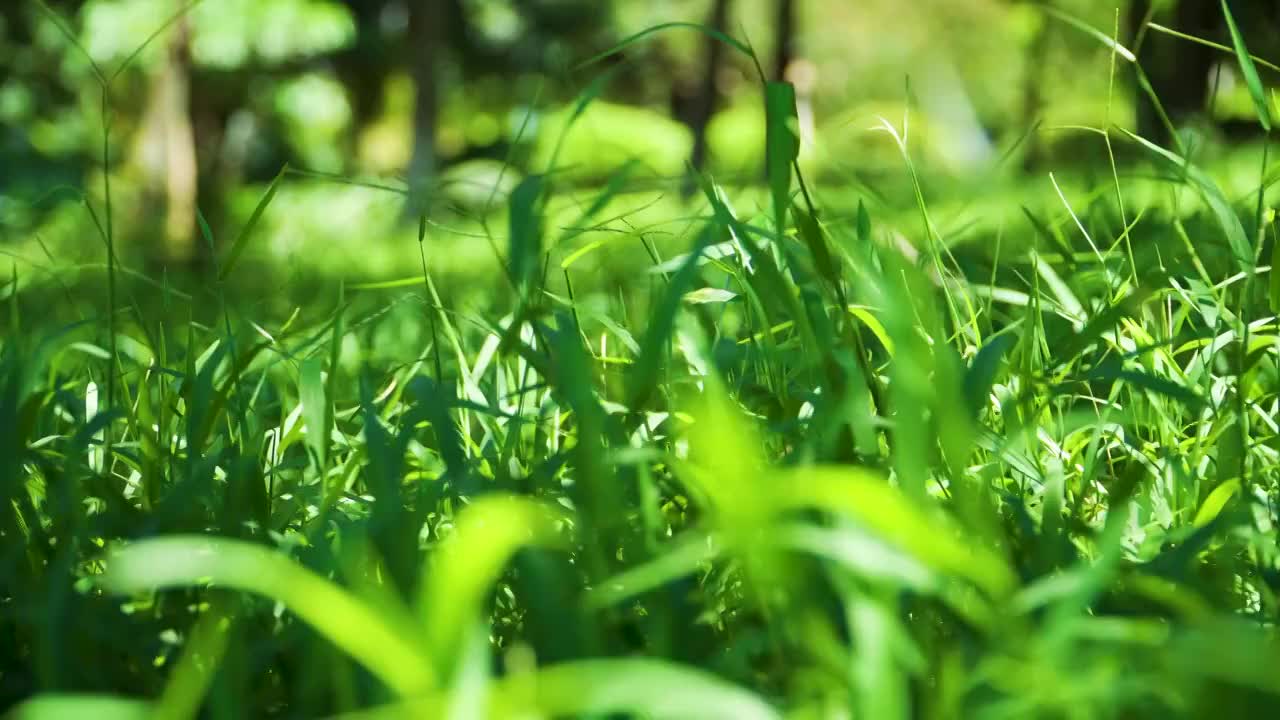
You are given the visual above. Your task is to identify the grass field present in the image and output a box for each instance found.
[7,9,1280,720]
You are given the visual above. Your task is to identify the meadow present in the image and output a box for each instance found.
[6,4,1280,719]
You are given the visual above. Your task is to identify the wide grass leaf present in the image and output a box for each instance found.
[7,695,152,720]
[101,536,435,695]
[1122,129,1253,271]
[419,495,566,674]
[498,659,781,720]
[765,81,800,234]
[508,174,545,293]
[779,466,1016,597]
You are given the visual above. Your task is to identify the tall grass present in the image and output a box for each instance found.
[6,6,1280,719]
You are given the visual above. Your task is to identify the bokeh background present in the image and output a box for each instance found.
[2,1,1277,303]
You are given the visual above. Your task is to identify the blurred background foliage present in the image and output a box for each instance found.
[2,0,1280,302]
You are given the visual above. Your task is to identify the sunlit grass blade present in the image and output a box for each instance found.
[328,659,781,720]
[964,333,1015,419]
[218,164,288,281]
[419,495,566,675]
[628,220,719,409]
[101,536,435,695]
[587,531,720,608]
[7,695,152,720]
[299,356,328,471]
[498,659,782,720]
[575,22,753,70]
[1221,0,1272,131]
[1121,129,1253,271]
[780,466,1016,597]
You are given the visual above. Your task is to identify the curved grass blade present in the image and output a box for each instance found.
[101,536,435,696]
[587,531,720,609]
[1121,129,1253,271]
[576,22,753,70]
[324,659,780,720]
[498,659,781,720]
[1038,4,1136,62]
[419,495,566,673]
[1081,358,1206,410]
[1194,478,1242,528]
[508,174,545,294]
[628,219,719,409]
[1221,0,1272,131]
[1051,286,1156,370]
[964,333,1015,419]
[219,165,288,281]
[779,466,1016,596]
[7,695,152,720]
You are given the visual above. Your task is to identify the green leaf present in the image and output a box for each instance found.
[1221,0,1272,131]
[356,659,781,720]
[793,201,841,292]
[102,536,435,696]
[1271,229,1280,312]
[575,22,754,70]
[765,82,800,234]
[508,174,545,293]
[1195,478,1242,528]
[964,333,1015,419]
[1038,4,1136,62]
[628,220,719,409]
[780,466,1016,596]
[587,532,720,608]
[419,495,566,674]
[1082,359,1206,410]
[683,287,738,305]
[7,695,152,720]
[503,659,781,720]
[219,165,287,281]
[298,356,327,471]
[1121,129,1253,271]
[1052,286,1157,369]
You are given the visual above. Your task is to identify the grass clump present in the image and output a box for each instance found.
[7,10,1280,720]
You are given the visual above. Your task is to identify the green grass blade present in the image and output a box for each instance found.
[628,220,719,409]
[780,466,1016,597]
[964,333,1015,419]
[575,22,753,70]
[1122,129,1253,271]
[299,356,328,471]
[1051,286,1156,369]
[420,495,566,675]
[7,695,152,720]
[218,165,288,281]
[503,659,781,720]
[1038,4,1136,62]
[102,536,435,695]
[1221,0,1272,131]
[765,82,800,235]
[508,175,545,293]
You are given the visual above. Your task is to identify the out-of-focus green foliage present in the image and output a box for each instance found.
[9,3,1280,717]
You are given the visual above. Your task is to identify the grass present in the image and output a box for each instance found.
[7,8,1280,719]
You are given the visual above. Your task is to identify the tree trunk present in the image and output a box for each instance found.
[687,0,731,185]
[773,0,796,83]
[1130,0,1218,147]
[134,15,198,266]
[406,0,443,216]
